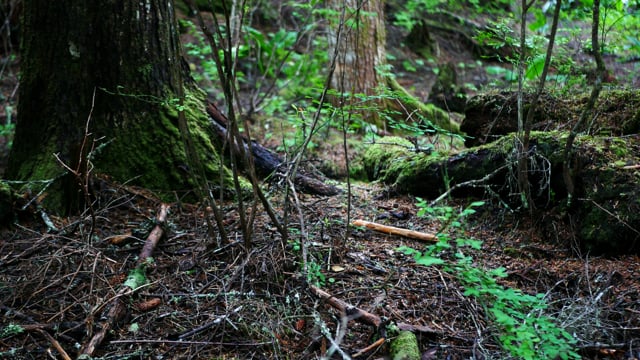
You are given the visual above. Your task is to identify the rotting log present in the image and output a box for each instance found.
[462,89,640,147]
[206,103,340,196]
[363,133,640,255]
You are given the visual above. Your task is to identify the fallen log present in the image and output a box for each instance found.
[352,219,437,243]
[363,133,640,255]
[206,103,340,196]
[80,204,169,356]
[462,89,640,147]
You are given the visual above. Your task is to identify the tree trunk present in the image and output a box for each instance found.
[7,0,230,214]
[327,0,460,133]
[327,0,386,128]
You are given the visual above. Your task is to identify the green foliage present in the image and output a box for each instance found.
[475,0,640,91]
[181,11,328,111]
[306,261,327,287]
[392,0,512,31]
[0,324,24,339]
[124,265,148,290]
[398,200,579,359]
[1,105,15,149]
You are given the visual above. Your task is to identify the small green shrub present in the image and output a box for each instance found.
[0,324,24,339]
[399,200,579,359]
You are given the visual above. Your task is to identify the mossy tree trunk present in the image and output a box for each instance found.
[7,0,230,214]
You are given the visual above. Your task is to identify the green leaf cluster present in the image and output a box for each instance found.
[398,201,580,359]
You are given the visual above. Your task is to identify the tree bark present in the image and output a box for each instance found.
[7,0,231,214]
[328,0,386,128]
[326,0,460,133]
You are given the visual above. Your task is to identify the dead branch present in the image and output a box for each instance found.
[80,204,170,356]
[309,285,381,328]
[207,103,340,196]
[138,203,169,263]
[37,329,72,360]
[352,337,386,358]
[352,219,437,243]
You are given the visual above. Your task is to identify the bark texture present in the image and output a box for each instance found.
[8,0,230,213]
[328,0,387,126]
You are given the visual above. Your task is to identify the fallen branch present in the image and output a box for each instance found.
[352,219,437,243]
[352,337,385,358]
[138,203,170,263]
[80,204,170,356]
[38,329,72,360]
[309,285,381,328]
[207,103,340,196]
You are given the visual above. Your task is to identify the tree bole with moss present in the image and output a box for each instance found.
[6,0,233,214]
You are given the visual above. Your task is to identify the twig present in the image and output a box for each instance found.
[429,164,509,207]
[80,203,170,356]
[352,219,437,243]
[352,337,385,358]
[37,329,72,360]
[177,306,243,340]
[580,198,640,236]
[310,285,381,328]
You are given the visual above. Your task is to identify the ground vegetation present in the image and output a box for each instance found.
[1,0,640,359]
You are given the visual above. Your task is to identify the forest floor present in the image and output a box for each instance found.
[2,8,640,360]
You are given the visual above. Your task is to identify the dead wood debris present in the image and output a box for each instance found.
[352,219,437,242]
[80,203,169,356]
[1,181,639,359]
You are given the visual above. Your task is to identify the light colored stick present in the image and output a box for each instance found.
[352,219,438,242]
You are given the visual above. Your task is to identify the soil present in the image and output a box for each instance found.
[1,7,640,360]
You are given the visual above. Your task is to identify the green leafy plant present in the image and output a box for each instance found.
[399,201,579,359]
[0,324,24,339]
[1,105,15,149]
[306,260,327,287]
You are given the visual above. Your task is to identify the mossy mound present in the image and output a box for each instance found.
[362,134,640,255]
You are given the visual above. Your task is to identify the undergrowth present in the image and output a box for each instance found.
[399,199,580,359]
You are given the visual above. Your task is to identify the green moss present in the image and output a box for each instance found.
[390,330,420,360]
[386,77,461,133]
[363,136,414,181]
[609,137,628,157]
[0,181,14,225]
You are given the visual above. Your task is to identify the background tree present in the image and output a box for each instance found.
[327,0,459,132]
[6,0,231,214]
